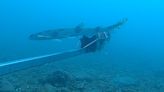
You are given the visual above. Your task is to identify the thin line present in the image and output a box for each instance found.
[82,38,98,49]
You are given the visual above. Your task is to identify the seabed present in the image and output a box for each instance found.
[0,54,164,92]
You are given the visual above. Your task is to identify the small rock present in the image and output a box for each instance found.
[72,77,93,91]
[0,78,15,92]
[44,84,57,92]
[111,76,138,87]
[45,71,72,87]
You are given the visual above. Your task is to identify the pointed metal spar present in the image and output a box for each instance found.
[29,18,128,40]
[0,49,84,76]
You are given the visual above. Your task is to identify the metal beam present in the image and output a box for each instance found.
[0,49,85,76]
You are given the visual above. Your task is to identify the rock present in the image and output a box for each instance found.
[72,77,92,91]
[44,83,71,92]
[44,84,57,92]
[0,78,15,92]
[111,76,138,87]
[45,71,72,87]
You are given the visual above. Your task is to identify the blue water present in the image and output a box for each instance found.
[0,0,164,91]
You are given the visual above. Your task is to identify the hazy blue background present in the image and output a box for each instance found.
[0,0,164,71]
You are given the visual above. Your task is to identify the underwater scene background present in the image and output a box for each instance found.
[0,0,164,92]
